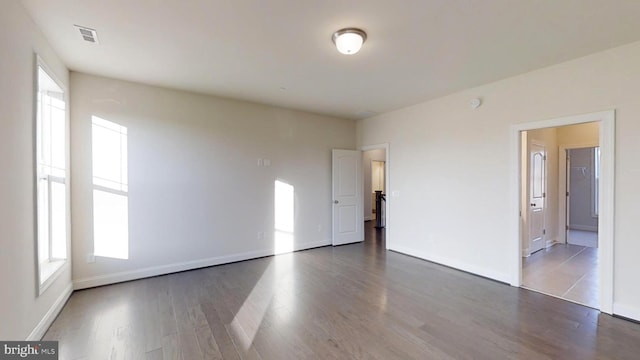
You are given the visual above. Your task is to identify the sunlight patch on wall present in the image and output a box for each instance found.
[92,116,129,260]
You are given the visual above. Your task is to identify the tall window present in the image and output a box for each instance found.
[36,64,68,292]
[92,116,129,259]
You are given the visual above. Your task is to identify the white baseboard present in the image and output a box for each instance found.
[74,240,330,290]
[27,283,73,341]
[569,224,598,232]
[389,244,510,284]
[614,302,640,322]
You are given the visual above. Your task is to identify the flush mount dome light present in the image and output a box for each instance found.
[332,28,367,55]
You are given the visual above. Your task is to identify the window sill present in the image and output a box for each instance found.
[39,259,67,296]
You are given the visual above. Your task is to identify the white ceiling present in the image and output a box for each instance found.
[20,0,640,119]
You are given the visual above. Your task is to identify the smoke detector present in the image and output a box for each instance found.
[74,25,99,44]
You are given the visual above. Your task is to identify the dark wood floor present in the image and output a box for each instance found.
[44,222,640,359]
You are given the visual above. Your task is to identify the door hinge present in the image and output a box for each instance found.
[543,229,546,235]
[543,155,547,161]
[566,225,569,230]
[543,192,546,198]
[566,191,569,197]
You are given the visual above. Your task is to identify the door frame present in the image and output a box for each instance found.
[509,110,614,314]
[361,143,390,250]
[558,143,599,244]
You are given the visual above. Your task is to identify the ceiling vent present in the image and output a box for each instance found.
[74,25,99,44]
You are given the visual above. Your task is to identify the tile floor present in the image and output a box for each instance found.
[523,243,598,308]
[567,229,598,248]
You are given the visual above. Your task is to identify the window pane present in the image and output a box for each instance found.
[93,190,129,259]
[41,95,52,169]
[532,153,544,198]
[51,106,66,171]
[37,179,49,264]
[51,181,67,259]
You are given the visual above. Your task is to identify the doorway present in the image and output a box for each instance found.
[510,111,614,314]
[362,144,389,249]
[520,124,600,308]
[371,160,385,222]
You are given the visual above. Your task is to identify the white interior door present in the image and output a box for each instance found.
[332,149,364,246]
[528,143,546,254]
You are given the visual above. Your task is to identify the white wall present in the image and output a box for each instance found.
[358,40,640,320]
[557,122,599,145]
[70,73,355,288]
[363,149,386,220]
[0,2,72,340]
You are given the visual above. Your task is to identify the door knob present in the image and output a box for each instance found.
[530,203,535,207]
[334,200,339,204]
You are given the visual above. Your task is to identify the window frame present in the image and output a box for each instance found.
[34,55,70,295]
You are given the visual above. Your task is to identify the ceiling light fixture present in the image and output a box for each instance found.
[332,28,367,55]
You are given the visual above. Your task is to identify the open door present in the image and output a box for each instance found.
[528,142,546,254]
[332,149,364,246]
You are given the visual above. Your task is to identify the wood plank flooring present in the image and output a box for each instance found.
[44,223,640,359]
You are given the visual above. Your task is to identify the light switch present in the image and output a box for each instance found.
[392,190,400,197]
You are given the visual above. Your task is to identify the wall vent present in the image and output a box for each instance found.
[74,25,99,44]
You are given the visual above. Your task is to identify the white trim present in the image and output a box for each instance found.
[38,261,68,295]
[510,110,615,314]
[613,303,640,322]
[361,143,390,250]
[34,55,71,297]
[36,55,68,93]
[568,224,598,232]
[27,283,73,341]
[74,240,330,290]
[598,111,615,315]
[390,245,510,284]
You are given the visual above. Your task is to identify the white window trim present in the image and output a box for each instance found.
[34,55,70,296]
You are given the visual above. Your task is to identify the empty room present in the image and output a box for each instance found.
[3,1,640,359]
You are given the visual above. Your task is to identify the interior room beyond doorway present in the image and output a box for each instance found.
[521,121,600,309]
